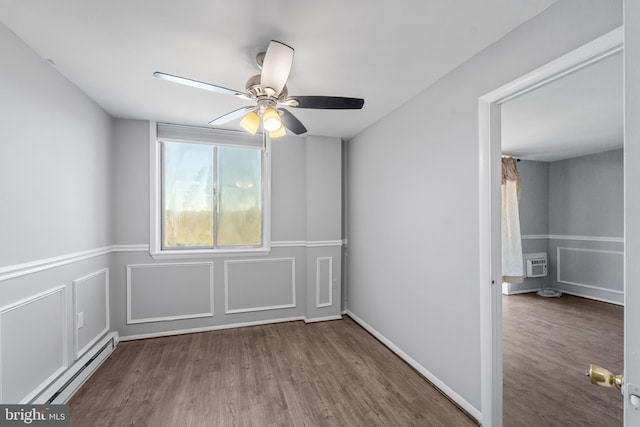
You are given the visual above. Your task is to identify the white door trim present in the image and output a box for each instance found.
[478,27,623,427]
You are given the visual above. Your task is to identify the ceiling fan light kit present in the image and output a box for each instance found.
[154,40,365,137]
[262,107,282,132]
[269,124,287,138]
[239,110,260,134]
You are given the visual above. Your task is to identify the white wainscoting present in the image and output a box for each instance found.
[557,247,624,303]
[316,257,333,308]
[271,240,343,248]
[0,241,342,282]
[0,286,68,403]
[224,258,296,314]
[522,234,624,243]
[0,246,113,282]
[73,268,109,359]
[127,262,214,324]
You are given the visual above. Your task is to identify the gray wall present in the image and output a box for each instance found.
[547,149,624,303]
[0,28,114,265]
[0,23,113,403]
[509,152,624,303]
[549,149,623,237]
[111,120,343,339]
[519,160,549,237]
[509,160,549,292]
[0,20,344,402]
[346,0,622,415]
[113,120,149,245]
[1,0,631,420]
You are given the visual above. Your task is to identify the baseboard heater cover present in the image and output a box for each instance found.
[32,331,118,404]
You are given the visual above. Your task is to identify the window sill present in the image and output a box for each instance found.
[149,247,272,260]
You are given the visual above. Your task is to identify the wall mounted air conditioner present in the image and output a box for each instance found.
[523,252,548,278]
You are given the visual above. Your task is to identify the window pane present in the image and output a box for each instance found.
[217,147,262,246]
[163,142,214,247]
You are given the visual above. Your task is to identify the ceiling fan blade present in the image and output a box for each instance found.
[279,109,307,135]
[209,106,255,125]
[285,96,364,109]
[154,72,251,100]
[260,41,294,96]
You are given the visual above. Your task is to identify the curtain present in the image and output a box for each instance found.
[502,157,524,283]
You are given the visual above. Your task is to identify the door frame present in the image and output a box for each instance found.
[478,27,623,427]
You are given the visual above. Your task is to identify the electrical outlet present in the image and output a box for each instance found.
[77,312,84,329]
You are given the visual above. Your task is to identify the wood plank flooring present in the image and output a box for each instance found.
[69,317,478,427]
[503,293,624,427]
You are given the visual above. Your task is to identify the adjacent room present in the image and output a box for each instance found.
[1,1,638,426]
[500,49,624,425]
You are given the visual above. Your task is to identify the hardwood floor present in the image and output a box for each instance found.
[70,317,478,427]
[503,293,624,427]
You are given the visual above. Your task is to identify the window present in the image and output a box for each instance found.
[151,123,270,257]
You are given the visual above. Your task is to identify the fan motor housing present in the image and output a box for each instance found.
[245,74,289,104]
[245,75,261,97]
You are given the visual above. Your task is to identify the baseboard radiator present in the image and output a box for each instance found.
[32,331,118,404]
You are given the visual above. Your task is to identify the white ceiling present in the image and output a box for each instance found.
[502,51,623,162]
[0,0,557,140]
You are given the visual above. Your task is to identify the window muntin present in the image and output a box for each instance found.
[160,140,264,251]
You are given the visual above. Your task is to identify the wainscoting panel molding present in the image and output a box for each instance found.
[73,269,109,359]
[557,247,624,295]
[0,242,341,282]
[0,247,112,282]
[225,258,296,314]
[316,257,333,308]
[306,240,344,248]
[0,286,67,403]
[521,234,624,243]
[127,262,214,324]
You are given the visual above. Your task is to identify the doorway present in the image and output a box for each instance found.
[500,48,624,425]
[478,27,624,427]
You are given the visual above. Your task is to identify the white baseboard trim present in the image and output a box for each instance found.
[345,310,481,423]
[118,316,306,341]
[555,287,624,306]
[120,314,347,341]
[503,288,542,295]
[303,315,342,323]
[503,283,624,305]
[501,282,542,295]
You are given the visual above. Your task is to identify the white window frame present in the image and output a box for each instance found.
[150,122,271,259]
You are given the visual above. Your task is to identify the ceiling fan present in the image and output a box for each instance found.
[154,40,365,138]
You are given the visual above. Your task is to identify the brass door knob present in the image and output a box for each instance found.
[586,364,623,390]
